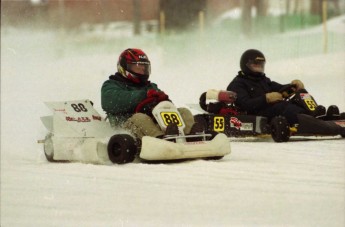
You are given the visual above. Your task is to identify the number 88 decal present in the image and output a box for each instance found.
[160,112,183,126]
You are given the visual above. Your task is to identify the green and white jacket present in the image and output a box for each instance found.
[101,73,161,127]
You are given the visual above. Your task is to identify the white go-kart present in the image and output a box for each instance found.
[39,99,231,164]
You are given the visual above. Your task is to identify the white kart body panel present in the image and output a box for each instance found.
[152,101,186,135]
[41,99,231,164]
[51,137,110,164]
[140,133,231,160]
[43,99,115,137]
[41,100,116,164]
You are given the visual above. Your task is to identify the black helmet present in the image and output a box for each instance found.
[240,49,266,76]
[117,48,151,84]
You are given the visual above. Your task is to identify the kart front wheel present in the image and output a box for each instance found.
[270,116,290,142]
[107,134,137,164]
[44,134,56,162]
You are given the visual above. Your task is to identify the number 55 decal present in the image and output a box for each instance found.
[213,116,225,132]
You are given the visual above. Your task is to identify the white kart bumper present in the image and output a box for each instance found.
[139,133,231,161]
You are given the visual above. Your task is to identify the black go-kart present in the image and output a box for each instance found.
[194,85,345,142]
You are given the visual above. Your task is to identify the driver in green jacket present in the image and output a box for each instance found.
[101,48,200,139]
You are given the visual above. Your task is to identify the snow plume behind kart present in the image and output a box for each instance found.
[39,100,231,165]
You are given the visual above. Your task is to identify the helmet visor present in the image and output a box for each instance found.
[246,59,265,73]
[128,62,151,76]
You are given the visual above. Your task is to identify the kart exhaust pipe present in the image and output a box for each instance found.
[37,139,45,144]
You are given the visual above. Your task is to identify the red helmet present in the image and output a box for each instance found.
[117,48,151,84]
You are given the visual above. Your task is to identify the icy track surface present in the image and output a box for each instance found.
[1,17,345,226]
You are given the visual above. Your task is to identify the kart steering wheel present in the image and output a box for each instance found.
[199,92,208,112]
[279,84,297,100]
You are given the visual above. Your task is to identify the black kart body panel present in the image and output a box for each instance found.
[195,114,270,138]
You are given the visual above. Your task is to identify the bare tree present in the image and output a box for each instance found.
[241,0,269,37]
[133,0,141,35]
[241,0,253,37]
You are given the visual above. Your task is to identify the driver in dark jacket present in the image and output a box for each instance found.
[227,49,309,125]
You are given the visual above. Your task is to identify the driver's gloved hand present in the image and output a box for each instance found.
[139,101,158,116]
[147,89,169,101]
[291,79,304,91]
[218,91,237,103]
[266,92,283,103]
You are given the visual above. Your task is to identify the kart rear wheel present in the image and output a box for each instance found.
[44,133,56,162]
[107,134,137,164]
[270,116,290,142]
[340,112,345,120]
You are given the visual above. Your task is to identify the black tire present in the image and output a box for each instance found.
[340,127,345,138]
[341,131,345,138]
[270,116,290,142]
[44,134,56,162]
[107,134,138,164]
[203,156,224,161]
[199,92,208,112]
[340,112,345,120]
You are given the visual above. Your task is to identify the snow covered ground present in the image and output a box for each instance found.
[1,15,345,226]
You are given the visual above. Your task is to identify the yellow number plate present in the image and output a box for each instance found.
[213,116,225,132]
[300,93,317,111]
[304,98,317,111]
[160,112,183,126]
